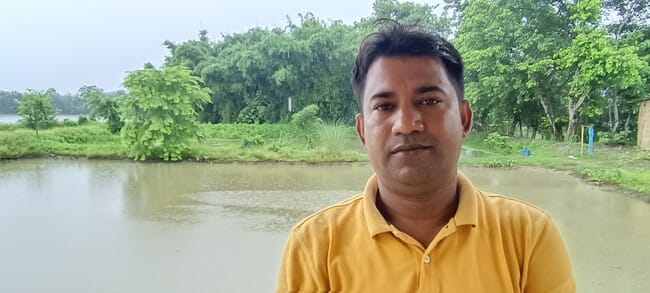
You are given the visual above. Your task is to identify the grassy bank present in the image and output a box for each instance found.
[1,123,647,196]
[461,132,650,196]
[0,122,366,163]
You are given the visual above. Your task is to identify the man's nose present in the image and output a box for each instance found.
[392,106,424,135]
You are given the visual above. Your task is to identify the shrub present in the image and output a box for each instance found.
[77,115,89,125]
[598,130,634,146]
[291,104,322,131]
[483,132,513,154]
[62,119,77,127]
[485,158,515,168]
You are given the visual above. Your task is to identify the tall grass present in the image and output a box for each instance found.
[0,123,122,158]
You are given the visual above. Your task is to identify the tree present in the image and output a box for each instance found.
[455,0,572,139]
[0,91,21,114]
[601,0,650,137]
[556,0,646,141]
[80,85,123,133]
[121,65,211,161]
[47,88,87,114]
[372,0,453,38]
[16,90,57,137]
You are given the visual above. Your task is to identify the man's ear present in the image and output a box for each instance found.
[460,99,473,138]
[355,113,366,146]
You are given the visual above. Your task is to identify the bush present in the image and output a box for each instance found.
[77,115,89,125]
[483,132,513,154]
[62,119,77,127]
[598,130,634,146]
[291,104,322,131]
[485,158,515,168]
[580,168,623,184]
[236,103,266,124]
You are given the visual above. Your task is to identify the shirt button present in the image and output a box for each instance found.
[423,255,431,264]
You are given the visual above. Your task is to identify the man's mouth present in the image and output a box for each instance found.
[390,144,431,154]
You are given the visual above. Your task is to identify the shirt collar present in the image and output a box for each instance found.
[363,172,479,238]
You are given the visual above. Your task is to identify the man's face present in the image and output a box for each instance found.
[356,56,472,186]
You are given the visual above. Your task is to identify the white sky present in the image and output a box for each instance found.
[0,0,438,94]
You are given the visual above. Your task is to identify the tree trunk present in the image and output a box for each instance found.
[566,92,589,142]
[508,117,517,137]
[531,127,538,140]
[608,100,613,131]
[612,95,620,133]
[539,96,561,141]
[554,122,565,141]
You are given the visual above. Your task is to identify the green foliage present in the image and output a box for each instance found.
[236,102,267,124]
[241,135,264,148]
[315,120,359,158]
[80,85,124,133]
[0,91,21,114]
[580,168,623,184]
[372,0,452,38]
[47,88,87,114]
[485,158,516,168]
[598,130,635,145]
[16,90,57,137]
[61,119,76,127]
[0,123,121,159]
[77,115,89,125]
[483,132,513,154]
[166,15,360,124]
[200,123,301,140]
[121,65,211,161]
[291,104,323,131]
[456,0,649,142]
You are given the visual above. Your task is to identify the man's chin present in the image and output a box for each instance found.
[387,166,444,186]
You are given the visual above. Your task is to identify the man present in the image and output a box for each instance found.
[276,24,575,292]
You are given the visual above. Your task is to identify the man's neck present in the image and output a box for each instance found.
[375,176,459,248]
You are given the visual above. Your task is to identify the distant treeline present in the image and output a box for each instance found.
[0,89,88,115]
[4,0,649,144]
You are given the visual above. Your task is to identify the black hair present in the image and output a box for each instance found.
[351,22,464,111]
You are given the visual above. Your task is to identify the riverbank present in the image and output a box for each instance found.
[1,122,648,197]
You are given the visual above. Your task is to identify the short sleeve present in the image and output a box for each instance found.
[523,218,576,293]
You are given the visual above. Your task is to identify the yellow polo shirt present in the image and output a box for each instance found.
[276,173,575,293]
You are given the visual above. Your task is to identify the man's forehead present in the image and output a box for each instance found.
[364,56,452,93]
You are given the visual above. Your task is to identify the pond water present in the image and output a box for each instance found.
[0,159,648,292]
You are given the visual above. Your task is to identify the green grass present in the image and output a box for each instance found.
[0,122,366,163]
[0,123,124,159]
[462,132,650,197]
[1,124,647,197]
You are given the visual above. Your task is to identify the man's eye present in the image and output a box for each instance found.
[420,98,440,105]
[374,104,394,111]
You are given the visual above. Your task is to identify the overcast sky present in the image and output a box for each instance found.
[0,0,436,94]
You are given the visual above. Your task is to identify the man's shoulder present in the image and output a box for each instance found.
[477,190,551,226]
[291,193,365,235]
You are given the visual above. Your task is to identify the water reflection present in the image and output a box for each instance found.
[119,162,372,228]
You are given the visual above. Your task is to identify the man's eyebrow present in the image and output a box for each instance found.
[369,86,446,100]
[415,85,446,95]
[369,91,395,100]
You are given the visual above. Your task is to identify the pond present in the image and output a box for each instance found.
[0,159,648,292]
